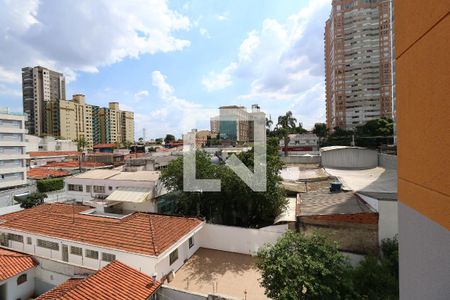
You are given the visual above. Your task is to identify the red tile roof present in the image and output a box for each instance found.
[27,168,70,179]
[0,203,203,256]
[0,248,38,280]
[29,151,81,157]
[37,260,161,300]
[93,144,116,149]
[42,161,107,169]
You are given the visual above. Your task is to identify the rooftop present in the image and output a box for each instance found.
[27,168,70,179]
[71,169,160,181]
[93,143,116,149]
[43,161,107,169]
[299,191,374,216]
[37,260,161,300]
[29,151,81,157]
[0,203,203,256]
[0,248,38,281]
[325,167,397,193]
[167,248,268,299]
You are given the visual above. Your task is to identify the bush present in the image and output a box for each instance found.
[14,192,47,209]
[37,178,64,192]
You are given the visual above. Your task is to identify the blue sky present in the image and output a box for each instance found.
[0,0,331,139]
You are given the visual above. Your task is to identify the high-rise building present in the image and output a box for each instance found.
[213,104,263,143]
[22,66,66,135]
[325,0,393,130]
[0,108,29,189]
[99,102,134,145]
[396,1,449,299]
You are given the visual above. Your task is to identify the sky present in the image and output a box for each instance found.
[0,0,332,139]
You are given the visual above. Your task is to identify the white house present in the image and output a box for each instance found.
[64,169,167,212]
[0,248,38,300]
[0,203,203,282]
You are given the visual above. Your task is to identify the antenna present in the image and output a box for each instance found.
[143,128,146,141]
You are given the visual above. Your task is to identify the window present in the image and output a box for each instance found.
[86,185,92,193]
[85,249,99,259]
[93,186,105,193]
[70,246,82,256]
[17,274,27,285]
[8,233,23,243]
[169,249,178,265]
[101,252,116,262]
[188,237,194,249]
[108,186,113,191]
[68,184,83,192]
[37,239,59,250]
[27,237,32,245]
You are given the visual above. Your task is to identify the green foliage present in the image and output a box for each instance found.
[75,137,87,151]
[14,192,48,209]
[37,178,64,193]
[352,237,399,299]
[257,231,355,300]
[155,138,163,144]
[164,134,176,144]
[160,147,287,228]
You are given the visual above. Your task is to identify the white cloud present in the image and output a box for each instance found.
[0,0,191,84]
[134,90,149,101]
[0,84,21,97]
[201,63,237,92]
[199,27,211,39]
[216,12,229,21]
[202,0,331,128]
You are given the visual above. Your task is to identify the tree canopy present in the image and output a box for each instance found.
[257,231,355,300]
[160,141,286,227]
[14,192,48,209]
[164,134,176,144]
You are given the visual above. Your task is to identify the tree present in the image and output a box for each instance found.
[155,138,163,144]
[312,123,328,146]
[14,192,48,209]
[352,237,399,299]
[355,118,394,148]
[161,146,287,227]
[257,231,355,300]
[75,137,87,151]
[276,111,297,156]
[265,117,273,135]
[164,134,176,144]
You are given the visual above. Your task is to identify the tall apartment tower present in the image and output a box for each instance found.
[0,108,29,189]
[99,102,134,145]
[325,0,393,130]
[22,66,66,135]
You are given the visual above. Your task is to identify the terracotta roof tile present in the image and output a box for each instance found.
[42,161,107,168]
[27,168,70,179]
[37,261,161,300]
[0,248,38,280]
[29,151,81,157]
[0,203,203,256]
[93,144,116,148]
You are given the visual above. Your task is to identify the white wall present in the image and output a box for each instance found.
[357,193,398,243]
[321,148,378,169]
[378,153,397,169]
[199,224,287,255]
[1,269,35,300]
[158,286,207,300]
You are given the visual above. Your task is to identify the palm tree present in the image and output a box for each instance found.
[276,111,297,156]
[265,117,273,135]
[75,137,87,152]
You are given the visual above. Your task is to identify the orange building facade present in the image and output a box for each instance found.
[396,1,450,299]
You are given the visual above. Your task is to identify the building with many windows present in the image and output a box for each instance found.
[325,0,394,129]
[0,109,28,190]
[22,66,66,136]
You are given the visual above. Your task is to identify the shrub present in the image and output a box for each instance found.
[37,178,64,192]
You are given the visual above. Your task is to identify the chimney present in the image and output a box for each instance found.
[152,273,157,284]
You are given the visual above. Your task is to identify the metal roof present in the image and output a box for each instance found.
[106,187,153,203]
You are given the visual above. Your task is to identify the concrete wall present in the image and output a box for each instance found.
[199,224,287,255]
[321,148,378,169]
[0,184,36,208]
[281,155,321,164]
[358,193,398,243]
[158,286,208,300]
[378,153,397,169]
[399,203,450,300]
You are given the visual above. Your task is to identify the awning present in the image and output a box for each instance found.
[274,197,297,224]
[106,187,153,203]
